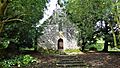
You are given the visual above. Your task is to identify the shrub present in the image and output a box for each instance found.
[89,47,97,51]
[0,55,37,68]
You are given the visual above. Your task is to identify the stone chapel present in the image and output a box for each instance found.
[37,6,80,51]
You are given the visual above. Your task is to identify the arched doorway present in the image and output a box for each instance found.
[58,38,63,50]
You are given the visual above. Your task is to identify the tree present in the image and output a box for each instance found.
[0,0,47,50]
[66,0,115,52]
[112,0,120,48]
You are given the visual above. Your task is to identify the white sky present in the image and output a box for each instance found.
[37,0,58,27]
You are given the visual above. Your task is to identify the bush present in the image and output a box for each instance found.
[0,38,10,49]
[89,47,97,51]
[0,55,37,68]
[85,43,104,51]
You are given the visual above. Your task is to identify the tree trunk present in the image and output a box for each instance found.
[81,38,86,52]
[114,0,120,47]
[102,40,108,52]
[34,29,38,51]
[81,45,85,52]
[0,0,9,15]
[109,23,117,47]
[0,22,4,33]
[0,0,9,33]
[102,22,109,52]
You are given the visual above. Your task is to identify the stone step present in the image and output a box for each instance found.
[56,59,89,67]
[56,63,88,67]
[57,61,84,64]
[60,59,84,61]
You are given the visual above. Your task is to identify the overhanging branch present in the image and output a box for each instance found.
[2,18,26,23]
[17,14,28,18]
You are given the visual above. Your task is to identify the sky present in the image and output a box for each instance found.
[36,0,58,27]
[36,0,67,27]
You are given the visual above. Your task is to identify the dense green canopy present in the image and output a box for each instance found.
[0,0,47,49]
[66,0,120,51]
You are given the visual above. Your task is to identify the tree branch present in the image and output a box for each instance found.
[0,0,9,15]
[2,18,26,23]
[17,14,28,18]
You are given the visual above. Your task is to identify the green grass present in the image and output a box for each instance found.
[64,49,81,53]
[19,47,35,51]
[108,46,120,52]
[85,43,120,52]
[85,38,120,52]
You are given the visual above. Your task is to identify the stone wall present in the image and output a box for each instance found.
[37,24,80,50]
[37,5,80,50]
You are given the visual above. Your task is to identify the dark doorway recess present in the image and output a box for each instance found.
[58,38,63,49]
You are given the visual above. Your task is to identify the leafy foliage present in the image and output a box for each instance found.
[66,0,120,51]
[0,55,37,68]
[7,0,47,23]
[0,0,47,49]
